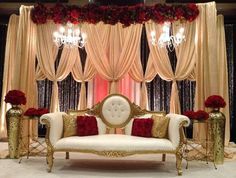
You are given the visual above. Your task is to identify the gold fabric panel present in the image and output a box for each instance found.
[151,115,170,138]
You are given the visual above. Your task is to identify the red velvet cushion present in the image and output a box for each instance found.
[131,118,153,137]
[77,116,98,136]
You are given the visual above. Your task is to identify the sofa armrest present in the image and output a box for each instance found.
[166,113,190,149]
[40,112,66,146]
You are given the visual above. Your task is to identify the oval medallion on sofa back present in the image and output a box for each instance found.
[101,94,132,128]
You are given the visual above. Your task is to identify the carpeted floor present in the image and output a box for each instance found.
[1,142,236,178]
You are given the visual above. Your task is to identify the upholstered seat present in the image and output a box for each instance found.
[54,134,175,151]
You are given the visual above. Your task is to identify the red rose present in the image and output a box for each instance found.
[24,108,38,116]
[194,110,209,120]
[205,95,226,108]
[4,90,26,105]
[183,111,196,120]
[36,108,49,116]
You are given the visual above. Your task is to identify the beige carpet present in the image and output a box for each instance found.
[1,142,236,178]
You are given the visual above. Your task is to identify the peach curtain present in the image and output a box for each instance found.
[71,52,96,110]
[145,22,178,113]
[0,15,19,139]
[129,54,156,109]
[84,22,142,94]
[193,2,218,141]
[36,22,80,112]
[13,6,38,140]
[217,15,230,145]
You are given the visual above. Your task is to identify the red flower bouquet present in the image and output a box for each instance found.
[24,108,49,117]
[184,110,209,120]
[194,110,209,120]
[4,90,26,105]
[183,111,195,120]
[204,95,226,108]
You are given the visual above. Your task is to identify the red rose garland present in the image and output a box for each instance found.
[31,3,199,26]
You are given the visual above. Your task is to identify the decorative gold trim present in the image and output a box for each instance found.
[175,120,188,176]
[40,119,54,173]
[54,148,176,158]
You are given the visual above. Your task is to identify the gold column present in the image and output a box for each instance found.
[209,108,225,164]
[6,105,23,158]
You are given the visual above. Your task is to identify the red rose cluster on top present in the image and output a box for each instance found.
[204,95,226,108]
[31,3,199,26]
[24,108,49,117]
[183,110,209,120]
[4,90,26,105]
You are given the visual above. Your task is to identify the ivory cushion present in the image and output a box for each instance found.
[54,134,175,151]
[151,115,170,138]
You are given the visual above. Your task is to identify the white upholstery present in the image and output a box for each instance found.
[40,112,65,146]
[167,113,190,148]
[54,134,175,151]
[95,116,107,135]
[125,114,153,135]
[101,95,131,126]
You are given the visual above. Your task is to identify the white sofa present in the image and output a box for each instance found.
[40,94,190,175]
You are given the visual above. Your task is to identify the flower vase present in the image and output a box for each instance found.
[209,108,225,164]
[6,105,23,158]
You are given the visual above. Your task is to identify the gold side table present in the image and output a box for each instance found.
[18,116,46,163]
[182,119,217,169]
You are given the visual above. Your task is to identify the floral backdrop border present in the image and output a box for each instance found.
[31,3,199,26]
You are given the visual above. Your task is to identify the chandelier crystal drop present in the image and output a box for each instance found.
[53,22,87,48]
[150,22,185,51]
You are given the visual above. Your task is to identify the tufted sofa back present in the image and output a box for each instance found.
[100,94,132,128]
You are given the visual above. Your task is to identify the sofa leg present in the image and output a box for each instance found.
[66,152,69,159]
[176,151,183,176]
[162,154,166,162]
[46,150,54,173]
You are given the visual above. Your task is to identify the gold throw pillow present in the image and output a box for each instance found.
[63,114,77,137]
[151,115,170,138]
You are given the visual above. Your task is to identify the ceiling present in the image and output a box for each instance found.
[0,0,236,23]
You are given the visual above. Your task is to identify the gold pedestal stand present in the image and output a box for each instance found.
[18,116,46,163]
[182,120,217,169]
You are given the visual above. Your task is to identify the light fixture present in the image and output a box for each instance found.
[150,22,185,51]
[53,22,87,48]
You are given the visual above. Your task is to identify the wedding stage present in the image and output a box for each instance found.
[0,0,235,177]
[1,143,236,178]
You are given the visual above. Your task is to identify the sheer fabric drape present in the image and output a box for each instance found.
[217,15,230,145]
[129,55,156,109]
[145,22,179,113]
[0,15,19,139]
[84,22,142,94]
[71,52,96,109]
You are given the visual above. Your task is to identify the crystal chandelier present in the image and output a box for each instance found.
[150,22,185,51]
[53,22,87,48]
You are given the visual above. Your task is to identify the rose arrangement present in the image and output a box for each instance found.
[4,90,26,105]
[204,95,226,108]
[183,110,209,120]
[24,108,49,117]
[31,3,199,26]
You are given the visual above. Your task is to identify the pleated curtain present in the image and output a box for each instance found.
[0,15,19,139]
[84,22,142,94]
